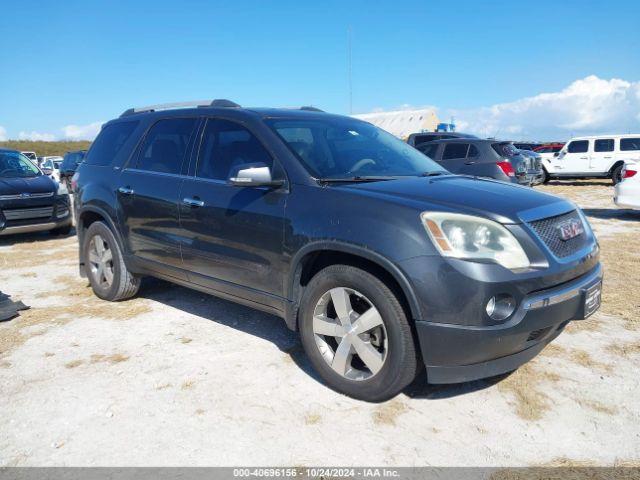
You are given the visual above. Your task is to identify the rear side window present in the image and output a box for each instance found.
[196,119,273,181]
[468,144,479,157]
[620,138,640,151]
[492,143,518,157]
[594,139,614,152]
[136,118,198,174]
[442,143,469,160]
[567,140,589,153]
[418,144,440,159]
[85,121,138,166]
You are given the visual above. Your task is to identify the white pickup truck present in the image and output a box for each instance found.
[542,135,640,184]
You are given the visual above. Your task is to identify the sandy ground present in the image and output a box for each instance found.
[1,180,639,467]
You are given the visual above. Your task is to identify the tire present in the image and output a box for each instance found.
[50,223,72,236]
[612,165,623,185]
[298,264,419,402]
[542,168,550,184]
[82,221,140,301]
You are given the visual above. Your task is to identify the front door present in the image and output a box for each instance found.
[554,139,590,174]
[178,118,287,306]
[117,116,200,276]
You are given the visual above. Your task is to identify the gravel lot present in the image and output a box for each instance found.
[1,181,639,467]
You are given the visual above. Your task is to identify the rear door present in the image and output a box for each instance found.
[438,143,469,173]
[178,117,287,305]
[117,116,200,277]
[590,138,615,173]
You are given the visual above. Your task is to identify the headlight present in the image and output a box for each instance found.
[420,212,530,269]
[56,183,68,196]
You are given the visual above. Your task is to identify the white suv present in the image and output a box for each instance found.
[543,135,640,184]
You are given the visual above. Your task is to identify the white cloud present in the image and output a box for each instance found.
[450,75,640,140]
[0,126,7,141]
[62,121,104,141]
[18,130,57,142]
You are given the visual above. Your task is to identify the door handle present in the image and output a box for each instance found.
[118,186,134,195]
[464,161,476,165]
[183,197,204,208]
[579,157,589,160]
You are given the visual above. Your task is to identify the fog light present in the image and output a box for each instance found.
[486,294,516,321]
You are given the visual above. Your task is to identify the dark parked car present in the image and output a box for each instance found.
[407,131,477,147]
[417,139,544,185]
[0,149,72,236]
[60,150,86,187]
[74,100,602,401]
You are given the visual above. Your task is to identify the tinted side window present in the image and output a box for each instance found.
[85,121,138,166]
[594,139,614,152]
[136,118,198,174]
[467,144,479,157]
[442,143,469,160]
[419,144,440,159]
[567,140,589,153]
[620,138,640,151]
[196,119,273,181]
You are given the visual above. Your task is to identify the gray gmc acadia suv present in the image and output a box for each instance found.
[74,100,603,401]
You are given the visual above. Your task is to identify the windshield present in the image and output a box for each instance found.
[267,118,446,179]
[0,151,42,178]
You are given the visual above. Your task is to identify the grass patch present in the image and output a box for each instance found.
[372,399,408,426]
[304,413,322,425]
[606,341,640,358]
[496,363,561,421]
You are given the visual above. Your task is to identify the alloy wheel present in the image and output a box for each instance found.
[88,234,114,289]
[312,287,388,381]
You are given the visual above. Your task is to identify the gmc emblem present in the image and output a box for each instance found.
[557,218,584,241]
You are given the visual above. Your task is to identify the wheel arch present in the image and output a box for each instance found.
[609,160,625,175]
[286,242,422,330]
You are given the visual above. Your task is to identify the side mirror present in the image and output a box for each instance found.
[553,152,560,157]
[229,163,284,188]
[41,167,53,175]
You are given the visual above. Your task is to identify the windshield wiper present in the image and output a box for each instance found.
[317,176,397,184]
[421,171,448,177]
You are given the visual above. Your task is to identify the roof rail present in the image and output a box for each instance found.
[120,99,241,117]
[299,106,324,112]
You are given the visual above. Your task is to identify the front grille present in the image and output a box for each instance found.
[0,192,54,201]
[2,206,54,221]
[528,210,589,258]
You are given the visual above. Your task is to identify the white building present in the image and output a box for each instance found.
[353,108,440,139]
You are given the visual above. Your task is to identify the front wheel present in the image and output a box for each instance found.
[82,221,140,301]
[299,265,419,402]
[542,168,550,184]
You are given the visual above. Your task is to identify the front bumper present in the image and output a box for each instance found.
[415,263,603,384]
[0,196,71,236]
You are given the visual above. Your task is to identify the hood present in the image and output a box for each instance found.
[338,175,571,224]
[0,174,57,196]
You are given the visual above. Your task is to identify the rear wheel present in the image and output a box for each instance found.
[299,265,418,402]
[82,221,140,301]
[612,165,624,185]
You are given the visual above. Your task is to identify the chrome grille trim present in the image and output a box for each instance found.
[0,192,54,200]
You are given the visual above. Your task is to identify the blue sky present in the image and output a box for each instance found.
[1,0,639,140]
